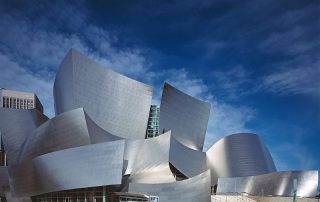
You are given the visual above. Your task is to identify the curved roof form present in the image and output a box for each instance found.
[9,140,125,197]
[169,136,207,178]
[124,131,175,184]
[123,131,207,185]
[53,49,152,140]
[206,133,276,184]
[128,170,211,202]
[0,108,48,165]
[159,83,211,151]
[217,170,319,197]
[18,108,121,163]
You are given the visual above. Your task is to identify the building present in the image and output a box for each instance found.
[0,49,318,202]
[145,105,160,138]
[0,88,44,167]
[0,88,43,113]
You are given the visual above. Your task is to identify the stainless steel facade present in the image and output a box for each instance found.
[206,133,276,184]
[129,170,212,202]
[159,83,211,151]
[10,140,125,197]
[0,48,318,201]
[217,170,319,197]
[0,108,48,165]
[54,49,152,140]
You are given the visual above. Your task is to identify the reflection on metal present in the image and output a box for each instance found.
[129,170,211,202]
[9,140,125,197]
[206,133,276,185]
[54,48,152,140]
[0,108,48,165]
[217,170,319,197]
[18,108,121,163]
[159,83,211,151]
[0,48,317,201]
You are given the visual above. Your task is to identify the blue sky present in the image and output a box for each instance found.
[0,0,319,171]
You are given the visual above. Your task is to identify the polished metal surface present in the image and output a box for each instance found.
[206,133,276,185]
[0,48,317,202]
[18,108,121,163]
[0,108,48,165]
[54,49,152,139]
[159,83,211,151]
[217,170,319,197]
[124,131,175,184]
[9,140,125,197]
[129,170,211,202]
[169,136,207,178]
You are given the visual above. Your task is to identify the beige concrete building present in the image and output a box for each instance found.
[0,88,43,113]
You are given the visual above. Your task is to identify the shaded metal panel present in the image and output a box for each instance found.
[169,136,207,178]
[217,170,318,197]
[206,133,276,185]
[18,108,91,163]
[124,131,175,184]
[159,83,210,151]
[53,50,74,115]
[54,49,152,139]
[129,170,211,202]
[9,140,125,197]
[84,111,122,143]
[0,108,48,165]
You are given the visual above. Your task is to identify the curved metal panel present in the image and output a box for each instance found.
[206,133,276,185]
[84,111,122,144]
[159,83,211,151]
[169,136,207,178]
[217,170,318,197]
[53,49,152,139]
[124,131,175,184]
[129,170,211,202]
[9,140,125,197]
[18,108,91,163]
[0,108,48,165]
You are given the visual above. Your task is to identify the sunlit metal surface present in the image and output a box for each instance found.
[9,140,125,197]
[124,131,175,184]
[123,131,207,185]
[18,108,121,163]
[217,170,318,197]
[129,170,211,202]
[53,49,152,140]
[0,108,48,165]
[159,83,211,151]
[169,135,207,178]
[206,133,276,185]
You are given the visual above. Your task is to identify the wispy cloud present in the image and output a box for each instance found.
[154,68,256,151]
[260,55,320,97]
[0,1,155,117]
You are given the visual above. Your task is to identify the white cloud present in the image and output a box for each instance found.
[155,68,256,151]
[0,53,54,117]
[260,55,320,97]
[0,3,154,117]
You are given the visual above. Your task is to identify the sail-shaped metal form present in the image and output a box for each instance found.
[159,83,211,151]
[206,133,276,184]
[54,49,152,140]
[0,49,318,201]
[0,108,48,165]
[129,170,211,202]
[217,170,319,197]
